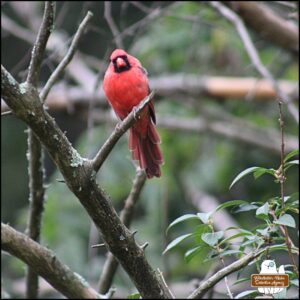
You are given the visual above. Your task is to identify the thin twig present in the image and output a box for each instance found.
[40,11,93,102]
[1,223,102,299]
[98,168,147,294]
[187,247,268,299]
[104,2,124,48]
[26,2,55,86]
[25,3,55,298]
[209,1,299,123]
[277,101,299,278]
[92,91,155,173]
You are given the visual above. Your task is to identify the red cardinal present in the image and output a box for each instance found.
[103,49,163,178]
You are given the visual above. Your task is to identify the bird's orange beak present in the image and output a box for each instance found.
[116,57,126,68]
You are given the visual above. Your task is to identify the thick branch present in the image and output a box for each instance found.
[92,91,155,173]
[187,247,268,299]
[26,2,55,86]
[98,169,147,294]
[2,66,171,299]
[225,1,299,55]
[40,11,93,102]
[1,223,101,299]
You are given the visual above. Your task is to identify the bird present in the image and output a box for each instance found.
[103,49,163,178]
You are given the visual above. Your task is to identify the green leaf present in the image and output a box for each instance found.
[219,231,253,246]
[268,243,298,254]
[290,279,299,287]
[166,214,198,233]
[229,167,260,189]
[219,249,242,257]
[127,293,140,299]
[215,200,248,212]
[232,203,258,213]
[274,214,296,228]
[284,149,299,163]
[193,224,212,245]
[184,245,210,263]
[202,231,224,247]
[235,290,258,299]
[255,202,269,219]
[197,212,212,224]
[163,233,193,254]
[253,168,275,179]
[233,277,250,286]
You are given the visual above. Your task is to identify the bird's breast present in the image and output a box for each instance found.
[103,67,149,118]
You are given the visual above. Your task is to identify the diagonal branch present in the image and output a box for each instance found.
[91,91,155,173]
[40,11,93,102]
[26,2,55,86]
[187,247,268,299]
[98,169,147,294]
[1,223,101,299]
[1,66,172,299]
[209,1,299,123]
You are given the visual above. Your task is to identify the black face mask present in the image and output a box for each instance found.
[112,55,131,73]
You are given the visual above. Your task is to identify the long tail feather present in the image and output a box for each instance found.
[129,124,163,178]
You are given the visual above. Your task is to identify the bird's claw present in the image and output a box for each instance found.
[132,106,140,120]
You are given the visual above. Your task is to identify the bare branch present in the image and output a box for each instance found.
[25,3,55,297]
[224,1,299,55]
[209,2,299,123]
[1,223,102,299]
[40,11,93,102]
[104,1,124,48]
[92,91,155,173]
[187,247,268,299]
[26,131,46,299]
[26,2,55,86]
[98,169,147,294]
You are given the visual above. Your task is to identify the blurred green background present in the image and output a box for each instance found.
[1,1,298,298]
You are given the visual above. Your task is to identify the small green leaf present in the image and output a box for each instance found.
[163,233,193,254]
[284,149,299,163]
[197,212,212,224]
[166,214,198,233]
[232,203,258,213]
[235,290,258,299]
[127,293,140,299]
[215,200,248,212]
[193,224,212,244]
[290,279,299,287]
[255,202,269,219]
[184,245,210,263]
[274,214,296,228]
[219,249,242,257]
[229,167,260,189]
[202,231,224,246]
[253,168,275,179]
[219,231,253,246]
[233,277,250,286]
